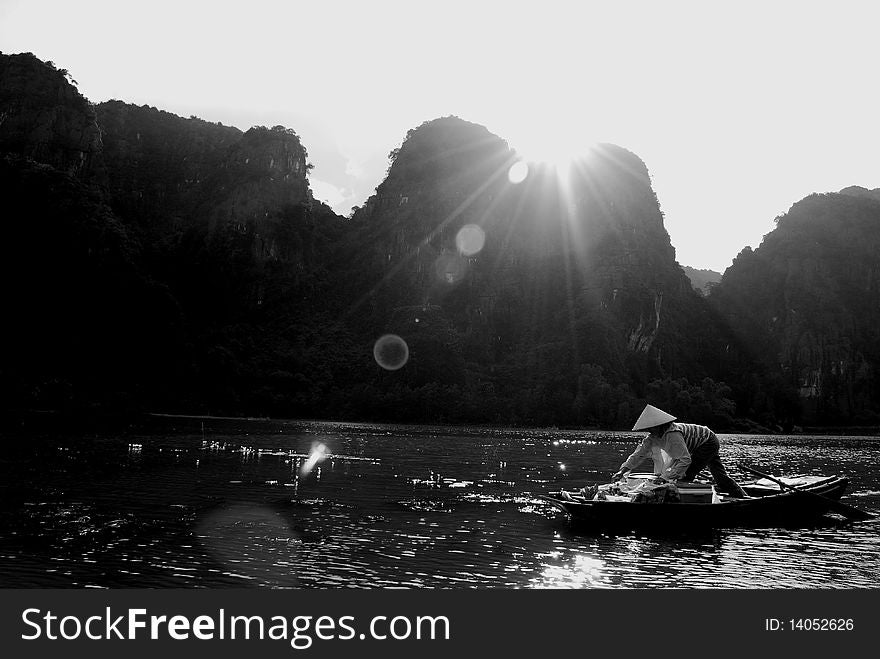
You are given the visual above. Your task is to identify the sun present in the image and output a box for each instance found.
[506,124,598,173]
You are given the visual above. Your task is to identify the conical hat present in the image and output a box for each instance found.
[631,404,677,431]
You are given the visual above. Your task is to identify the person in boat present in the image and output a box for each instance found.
[611,404,748,498]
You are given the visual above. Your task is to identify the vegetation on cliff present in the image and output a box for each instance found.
[682,266,722,295]
[709,191,880,426]
[320,117,744,428]
[3,52,878,430]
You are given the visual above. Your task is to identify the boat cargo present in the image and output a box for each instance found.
[539,473,855,530]
[675,481,715,504]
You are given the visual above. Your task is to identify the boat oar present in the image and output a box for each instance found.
[739,464,874,522]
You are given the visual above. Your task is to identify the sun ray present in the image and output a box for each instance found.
[339,151,521,321]
[556,168,583,368]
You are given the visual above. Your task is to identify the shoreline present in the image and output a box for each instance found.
[2,408,879,437]
[148,412,271,422]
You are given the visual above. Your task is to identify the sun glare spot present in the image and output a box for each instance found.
[299,442,328,477]
[507,160,528,184]
[456,224,486,256]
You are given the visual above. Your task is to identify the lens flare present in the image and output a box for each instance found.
[507,160,528,184]
[195,503,301,586]
[455,224,486,256]
[299,441,328,477]
[433,253,467,285]
[373,334,409,371]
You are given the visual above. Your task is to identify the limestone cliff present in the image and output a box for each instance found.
[0,51,347,416]
[17,51,855,427]
[345,117,733,421]
[92,101,346,306]
[710,192,880,424]
[207,125,318,262]
[0,52,104,180]
[682,266,722,294]
[96,100,242,228]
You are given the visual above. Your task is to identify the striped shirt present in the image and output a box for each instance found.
[669,423,715,452]
[620,423,715,480]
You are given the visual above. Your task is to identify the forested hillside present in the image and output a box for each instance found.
[334,117,742,427]
[3,51,877,430]
[682,266,722,295]
[1,53,346,418]
[709,190,880,426]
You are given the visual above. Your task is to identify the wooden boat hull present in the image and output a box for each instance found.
[540,475,850,530]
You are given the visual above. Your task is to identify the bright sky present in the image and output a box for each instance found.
[2,0,878,272]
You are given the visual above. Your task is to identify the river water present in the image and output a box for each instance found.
[1,418,878,588]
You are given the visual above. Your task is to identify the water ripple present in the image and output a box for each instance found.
[2,422,879,588]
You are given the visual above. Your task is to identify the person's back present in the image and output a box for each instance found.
[668,423,714,453]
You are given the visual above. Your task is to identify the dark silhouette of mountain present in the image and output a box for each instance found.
[1,52,346,418]
[0,52,104,181]
[0,153,184,413]
[95,100,242,234]
[682,266,722,295]
[336,117,741,427]
[709,192,880,426]
[6,51,877,430]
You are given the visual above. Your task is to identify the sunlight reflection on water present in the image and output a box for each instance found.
[1,421,879,588]
[532,552,608,588]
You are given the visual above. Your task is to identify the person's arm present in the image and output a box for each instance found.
[613,437,652,479]
[662,430,691,480]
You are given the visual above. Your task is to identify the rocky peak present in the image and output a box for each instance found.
[385,116,512,179]
[344,116,727,399]
[0,52,104,180]
[839,185,880,204]
[357,116,513,225]
[209,125,313,236]
[227,125,310,182]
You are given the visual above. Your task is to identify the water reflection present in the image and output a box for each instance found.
[532,552,608,588]
[0,421,878,588]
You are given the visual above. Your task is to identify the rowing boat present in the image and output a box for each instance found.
[539,473,852,529]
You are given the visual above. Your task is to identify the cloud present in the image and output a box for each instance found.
[309,178,348,210]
